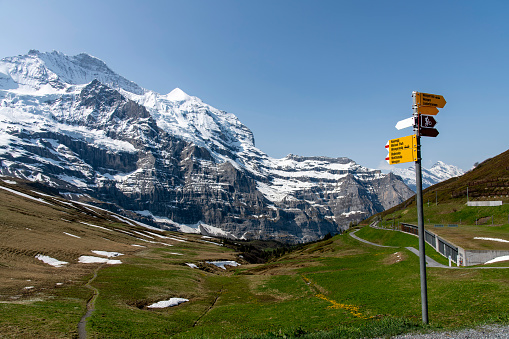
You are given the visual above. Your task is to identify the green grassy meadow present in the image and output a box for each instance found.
[2,180,509,338]
[3,226,509,338]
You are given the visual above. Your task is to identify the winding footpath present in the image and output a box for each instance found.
[78,264,104,339]
[349,229,449,267]
[350,225,509,269]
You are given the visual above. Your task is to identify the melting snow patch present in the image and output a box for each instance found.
[186,263,198,269]
[132,230,155,239]
[474,237,509,243]
[135,238,173,246]
[78,256,122,265]
[146,231,169,239]
[206,261,240,270]
[110,214,135,226]
[80,222,112,231]
[0,185,53,205]
[35,254,68,267]
[168,236,186,242]
[201,240,223,246]
[91,250,123,257]
[147,298,189,308]
[63,232,80,238]
[2,179,17,184]
[485,256,509,265]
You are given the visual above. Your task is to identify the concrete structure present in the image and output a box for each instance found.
[462,250,509,266]
[400,223,509,267]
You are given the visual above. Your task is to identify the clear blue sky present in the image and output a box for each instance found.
[1,0,508,171]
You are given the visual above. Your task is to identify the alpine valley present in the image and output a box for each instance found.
[0,50,419,243]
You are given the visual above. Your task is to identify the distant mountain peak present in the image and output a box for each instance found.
[390,161,465,192]
[166,87,191,101]
[1,50,144,95]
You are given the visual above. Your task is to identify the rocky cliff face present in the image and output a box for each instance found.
[0,50,415,243]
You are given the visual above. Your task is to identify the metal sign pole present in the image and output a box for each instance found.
[413,91,429,324]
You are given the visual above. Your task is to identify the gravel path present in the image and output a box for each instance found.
[387,324,509,338]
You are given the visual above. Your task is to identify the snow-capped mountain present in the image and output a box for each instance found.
[0,50,414,243]
[391,161,465,192]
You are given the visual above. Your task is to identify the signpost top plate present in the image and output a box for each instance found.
[415,92,446,108]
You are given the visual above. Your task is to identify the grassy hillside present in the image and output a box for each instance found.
[1,177,509,338]
[362,149,509,250]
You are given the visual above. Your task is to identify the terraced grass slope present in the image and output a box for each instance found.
[1,176,509,338]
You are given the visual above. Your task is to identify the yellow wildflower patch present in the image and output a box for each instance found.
[315,293,372,319]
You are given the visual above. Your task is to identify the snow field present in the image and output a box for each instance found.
[35,250,124,267]
[35,254,68,268]
[206,261,241,270]
[147,297,189,309]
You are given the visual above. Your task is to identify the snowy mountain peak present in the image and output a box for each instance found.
[166,88,191,101]
[1,50,144,95]
[390,161,465,192]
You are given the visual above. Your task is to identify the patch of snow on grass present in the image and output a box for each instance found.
[147,298,189,308]
[0,185,53,205]
[91,250,123,257]
[474,237,509,243]
[168,236,186,242]
[134,238,173,246]
[80,222,112,231]
[78,256,122,265]
[64,232,80,238]
[131,230,155,239]
[35,254,68,267]
[186,263,198,268]
[484,255,509,264]
[201,240,223,246]
[145,231,169,239]
[206,261,240,270]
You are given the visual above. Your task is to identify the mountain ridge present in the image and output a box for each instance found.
[390,161,465,192]
[0,50,415,242]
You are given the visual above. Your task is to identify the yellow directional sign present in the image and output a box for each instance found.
[416,92,446,108]
[416,105,439,115]
[385,134,417,165]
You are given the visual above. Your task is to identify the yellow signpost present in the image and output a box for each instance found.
[416,106,439,115]
[415,92,446,108]
[383,91,447,325]
[385,134,417,165]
